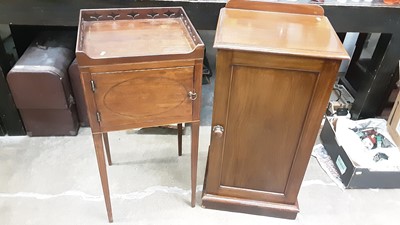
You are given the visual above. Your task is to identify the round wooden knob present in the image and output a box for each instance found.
[212,125,224,137]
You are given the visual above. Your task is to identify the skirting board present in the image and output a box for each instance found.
[202,193,299,219]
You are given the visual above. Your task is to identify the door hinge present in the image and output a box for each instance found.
[90,80,96,92]
[96,112,101,123]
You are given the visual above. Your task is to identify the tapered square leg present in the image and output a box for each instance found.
[178,123,183,156]
[103,132,112,166]
[92,133,113,222]
[191,122,199,207]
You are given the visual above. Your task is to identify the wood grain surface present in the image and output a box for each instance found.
[221,66,317,193]
[214,8,349,60]
[226,0,324,15]
[83,19,195,58]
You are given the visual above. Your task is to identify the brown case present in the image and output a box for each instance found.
[7,31,79,136]
[20,106,79,137]
[7,32,75,109]
[68,59,89,126]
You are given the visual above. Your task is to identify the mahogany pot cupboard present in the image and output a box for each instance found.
[201,1,349,219]
[75,7,204,222]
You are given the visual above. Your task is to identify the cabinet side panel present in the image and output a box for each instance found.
[221,66,317,194]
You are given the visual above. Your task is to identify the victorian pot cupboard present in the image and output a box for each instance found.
[76,7,204,222]
[202,1,349,219]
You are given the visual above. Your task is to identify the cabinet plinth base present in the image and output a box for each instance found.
[202,193,299,219]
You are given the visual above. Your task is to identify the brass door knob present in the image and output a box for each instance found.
[212,125,224,137]
[188,91,197,101]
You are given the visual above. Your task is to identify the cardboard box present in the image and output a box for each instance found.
[320,118,400,188]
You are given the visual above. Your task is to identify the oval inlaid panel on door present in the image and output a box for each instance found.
[103,76,188,117]
[92,66,194,131]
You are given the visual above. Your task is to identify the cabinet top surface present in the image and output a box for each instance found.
[76,7,203,60]
[214,8,349,60]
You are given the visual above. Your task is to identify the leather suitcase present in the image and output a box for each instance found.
[7,31,79,136]
[68,59,89,126]
[19,106,79,136]
[7,32,75,109]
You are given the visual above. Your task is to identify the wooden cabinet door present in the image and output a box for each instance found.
[205,50,338,204]
[91,66,195,131]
